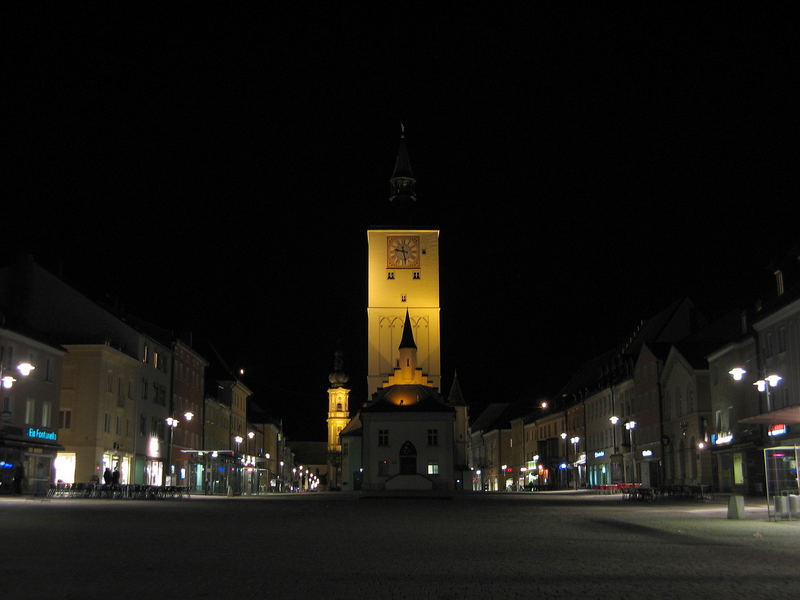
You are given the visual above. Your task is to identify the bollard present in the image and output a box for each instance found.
[727,494,745,520]
[774,495,789,519]
[789,495,800,518]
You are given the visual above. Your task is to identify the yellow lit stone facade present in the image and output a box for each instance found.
[327,386,350,453]
[367,229,441,396]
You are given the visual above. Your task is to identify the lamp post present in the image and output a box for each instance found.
[1,361,35,424]
[570,436,581,489]
[165,417,179,486]
[729,367,782,416]
[1,360,35,391]
[625,421,637,483]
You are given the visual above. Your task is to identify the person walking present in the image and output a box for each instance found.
[112,467,120,485]
[103,467,112,486]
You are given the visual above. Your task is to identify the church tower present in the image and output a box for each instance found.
[327,349,350,454]
[326,349,350,490]
[367,130,441,396]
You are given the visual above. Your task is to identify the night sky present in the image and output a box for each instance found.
[6,6,798,441]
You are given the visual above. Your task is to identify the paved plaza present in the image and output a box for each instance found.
[2,491,798,599]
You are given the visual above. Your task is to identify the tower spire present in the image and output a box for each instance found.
[399,309,417,350]
[389,123,416,205]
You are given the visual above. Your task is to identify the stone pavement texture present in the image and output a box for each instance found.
[2,490,798,599]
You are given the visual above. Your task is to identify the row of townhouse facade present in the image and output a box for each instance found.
[469,258,800,495]
[0,255,294,495]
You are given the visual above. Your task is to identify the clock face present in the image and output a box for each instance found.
[387,236,420,268]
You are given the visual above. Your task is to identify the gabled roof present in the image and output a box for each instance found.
[470,403,511,432]
[340,412,362,437]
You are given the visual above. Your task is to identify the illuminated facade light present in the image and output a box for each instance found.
[754,380,767,392]
[766,374,782,387]
[728,367,747,381]
[609,416,619,425]
[1,376,15,389]
[625,421,637,430]
[184,411,194,421]
[234,435,243,444]
[560,432,567,439]
[247,431,255,439]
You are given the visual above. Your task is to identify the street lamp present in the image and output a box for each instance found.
[1,361,35,390]
[625,421,637,482]
[729,367,782,413]
[165,417,179,486]
[570,436,581,489]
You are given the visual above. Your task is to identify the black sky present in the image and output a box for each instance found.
[5,6,799,441]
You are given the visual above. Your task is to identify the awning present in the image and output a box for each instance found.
[739,406,800,425]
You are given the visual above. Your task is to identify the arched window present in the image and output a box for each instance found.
[399,440,417,475]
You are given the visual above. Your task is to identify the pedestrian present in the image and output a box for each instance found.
[112,467,120,485]
[103,467,112,485]
[13,463,25,494]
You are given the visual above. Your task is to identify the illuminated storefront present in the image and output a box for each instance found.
[0,425,63,494]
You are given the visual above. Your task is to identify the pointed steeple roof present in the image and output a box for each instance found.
[399,309,417,350]
[447,370,467,406]
[389,123,416,204]
[392,123,415,179]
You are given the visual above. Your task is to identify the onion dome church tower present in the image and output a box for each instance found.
[326,349,350,490]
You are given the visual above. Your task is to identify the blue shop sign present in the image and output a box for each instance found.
[27,427,57,441]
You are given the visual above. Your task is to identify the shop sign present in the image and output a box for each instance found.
[594,451,605,458]
[26,427,57,441]
[768,424,788,437]
[712,432,733,445]
[641,450,653,457]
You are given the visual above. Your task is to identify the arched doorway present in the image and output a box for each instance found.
[399,441,417,475]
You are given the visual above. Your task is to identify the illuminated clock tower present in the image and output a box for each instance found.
[367,132,441,396]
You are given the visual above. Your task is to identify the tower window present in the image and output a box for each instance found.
[378,429,389,446]
[387,272,395,280]
[401,295,407,302]
[413,272,420,279]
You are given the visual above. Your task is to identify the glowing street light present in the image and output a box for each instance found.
[1,361,36,389]
[730,365,783,413]
[729,367,747,381]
